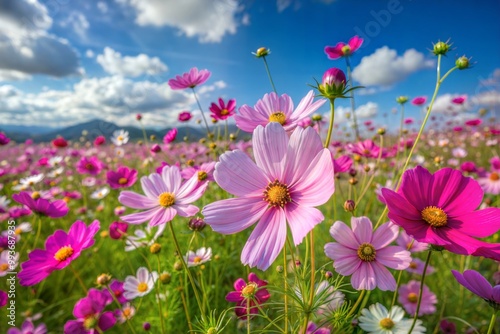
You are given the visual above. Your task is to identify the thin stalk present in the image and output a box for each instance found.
[69,263,88,294]
[247,298,251,334]
[155,255,166,334]
[408,250,433,334]
[283,242,289,333]
[346,290,366,319]
[168,222,206,322]
[487,311,498,334]
[106,285,138,334]
[324,98,336,148]
[32,214,43,250]
[178,275,194,332]
[345,56,360,140]
[191,88,211,138]
[262,56,277,94]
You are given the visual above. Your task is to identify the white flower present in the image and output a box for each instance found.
[48,166,64,178]
[0,250,19,276]
[116,303,136,324]
[0,195,10,212]
[82,177,96,187]
[48,156,63,167]
[358,303,426,334]
[112,130,129,146]
[115,147,125,157]
[185,247,212,267]
[123,267,158,300]
[125,225,166,252]
[91,187,110,199]
[13,174,45,191]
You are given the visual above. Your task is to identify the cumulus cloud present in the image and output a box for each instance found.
[471,91,500,107]
[325,102,378,123]
[60,11,90,40]
[0,77,227,128]
[430,94,469,114]
[352,47,434,86]
[0,0,82,78]
[96,47,168,77]
[0,69,31,82]
[116,0,242,43]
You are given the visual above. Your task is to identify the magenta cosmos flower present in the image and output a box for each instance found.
[324,35,363,60]
[106,166,138,189]
[202,123,334,270]
[225,272,270,319]
[64,288,116,334]
[7,320,47,334]
[452,269,500,310]
[163,128,178,144]
[178,111,192,122]
[12,191,68,218]
[347,139,382,158]
[18,220,100,286]
[381,166,500,260]
[209,98,236,120]
[168,67,211,90]
[451,95,467,105]
[118,165,208,227]
[411,96,427,106]
[235,91,326,134]
[465,118,482,126]
[76,156,104,175]
[324,217,411,291]
[398,280,437,316]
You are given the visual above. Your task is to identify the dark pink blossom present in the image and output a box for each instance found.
[209,98,236,120]
[225,272,270,319]
[163,128,178,144]
[324,35,363,59]
[411,96,427,106]
[76,157,104,175]
[106,166,137,189]
[178,111,192,122]
[168,67,211,90]
[12,191,68,218]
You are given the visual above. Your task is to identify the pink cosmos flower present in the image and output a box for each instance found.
[451,95,467,105]
[398,280,437,316]
[76,157,104,175]
[306,322,330,334]
[396,230,429,253]
[0,132,10,145]
[332,155,353,175]
[235,91,326,134]
[202,123,334,270]
[184,247,212,267]
[19,220,100,286]
[163,128,178,144]
[0,290,7,307]
[225,272,270,319]
[7,320,47,334]
[382,166,500,260]
[64,288,116,334]
[109,221,128,240]
[478,171,500,195]
[324,217,411,291]
[465,118,482,126]
[452,269,500,309]
[411,96,427,106]
[12,191,68,218]
[324,35,364,60]
[168,67,211,90]
[106,166,138,189]
[178,111,192,122]
[210,98,236,120]
[103,279,128,304]
[347,139,382,158]
[180,161,216,189]
[490,157,500,171]
[94,136,106,146]
[406,258,435,276]
[118,166,208,227]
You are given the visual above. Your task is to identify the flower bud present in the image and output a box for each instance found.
[344,199,356,212]
[160,272,172,284]
[136,113,142,121]
[253,47,270,57]
[109,221,128,240]
[456,56,470,70]
[96,273,112,286]
[312,114,322,122]
[276,265,284,273]
[174,261,183,271]
[396,96,409,104]
[143,322,151,331]
[349,177,358,185]
[325,271,333,279]
[433,41,451,55]
[188,217,206,231]
[150,243,161,254]
[150,144,161,153]
[377,128,386,135]
[150,135,156,141]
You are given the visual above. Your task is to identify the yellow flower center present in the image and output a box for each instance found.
[269,112,286,125]
[490,172,499,181]
[122,308,132,318]
[220,108,229,115]
[117,135,124,141]
[15,228,22,235]
[241,282,258,298]
[421,206,448,227]
[0,263,9,271]
[85,163,94,170]
[83,316,97,330]
[341,45,351,55]
[54,245,74,261]
[409,261,418,269]
[31,191,41,200]
[198,171,207,181]
[357,243,376,262]
[118,177,128,184]
[263,180,291,208]
[158,192,175,207]
[137,282,148,293]
[379,317,395,329]
[193,256,202,264]
[408,292,418,303]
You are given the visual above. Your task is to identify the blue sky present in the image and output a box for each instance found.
[0,0,499,133]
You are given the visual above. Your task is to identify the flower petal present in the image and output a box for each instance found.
[371,222,399,249]
[119,191,158,209]
[328,221,359,249]
[285,203,324,245]
[351,216,373,244]
[252,123,288,180]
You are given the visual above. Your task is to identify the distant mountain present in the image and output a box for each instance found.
[0,119,243,143]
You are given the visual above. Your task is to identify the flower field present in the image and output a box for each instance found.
[0,37,500,334]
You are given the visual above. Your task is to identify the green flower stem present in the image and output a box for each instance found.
[283,242,289,333]
[247,298,251,334]
[390,240,414,308]
[139,120,149,145]
[356,134,384,204]
[346,289,366,319]
[178,274,194,332]
[69,263,88,294]
[155,255,166,334]
[191,87,212,138]
[324,98,336,148]
[106,285,138,334]
[168,222,206,322]
[408,250,433,334]
[487,310,498,334]
[31,214,43,251]
[262,56,277,94]
[345,56,360,140]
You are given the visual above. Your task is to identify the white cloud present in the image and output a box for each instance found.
[60,12,90,40]
[323,102,378,124]
[0,69,31,82]
[116,0,242,43]
[0,77,227,128]
[85,49,95,58]
[352,47,434,86]
[429,94,468,114]
[471,91,500,107]
[97,2,109,14]
[0,0,82,78]
[96,47,168,77]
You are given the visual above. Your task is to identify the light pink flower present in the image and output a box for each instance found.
[324,217,411,291]
[398,280,437,316]
[202,123,334,270]
[235,91,326,134]
[477,171,500,195]
[119,166,208,227]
